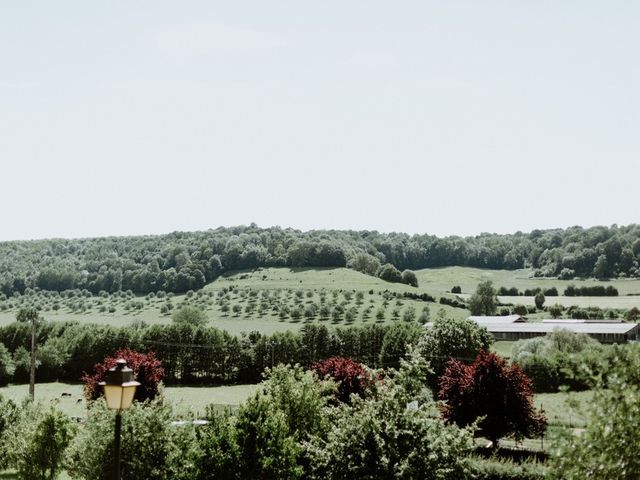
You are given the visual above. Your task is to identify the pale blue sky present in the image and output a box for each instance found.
[1,1,638,240]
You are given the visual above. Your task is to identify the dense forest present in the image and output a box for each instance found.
[1,224,640,295]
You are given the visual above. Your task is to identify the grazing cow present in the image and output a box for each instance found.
[61,392,72,397]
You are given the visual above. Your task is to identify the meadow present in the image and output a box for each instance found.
[0,382,259,418]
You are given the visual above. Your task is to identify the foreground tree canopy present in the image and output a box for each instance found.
[1,223,640,295]
[439,351,547,446]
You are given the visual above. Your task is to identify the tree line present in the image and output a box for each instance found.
[0,319,424,386]
[1,223,640,295]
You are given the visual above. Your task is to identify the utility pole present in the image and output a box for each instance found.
[25,308,38,401]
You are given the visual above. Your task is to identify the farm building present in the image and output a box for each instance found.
[468,315,525,325]
[467,318,639,343]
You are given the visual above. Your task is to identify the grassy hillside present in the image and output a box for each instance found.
[0,267,468,335]
[2,266,638,335]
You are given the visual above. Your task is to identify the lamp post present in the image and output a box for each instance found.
[99,359,140,480]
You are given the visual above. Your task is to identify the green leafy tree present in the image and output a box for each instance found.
[346,253,382,276]
[377,263,402,283]
[16,307,39,323]
[0,343,15,386]
[5,405,75,480]
[593,254,610,279]
[171,306,208,326]
[439,351,547,447]
[67,400,197,480]
[0,395,21,470]
[400,269,419,287]
[234,365,334,479]
[534,292,546,310]
[468,281,498,316]
[550,345,640,479]
[402,305,416,322]
[306,351,475,480]
[418,312,493,378]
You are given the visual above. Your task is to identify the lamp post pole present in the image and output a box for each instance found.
[99,359,140,480]
[114,412,122,480]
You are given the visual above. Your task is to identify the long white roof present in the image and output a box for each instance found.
[468,315,524,324]
[481,322,639,335]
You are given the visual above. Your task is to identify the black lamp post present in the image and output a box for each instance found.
[99,359,140,480]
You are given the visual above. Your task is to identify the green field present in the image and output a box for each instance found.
[534,390,593,428]
[415,266,640,296]
[416,266,640,311]
[0,382,259,418]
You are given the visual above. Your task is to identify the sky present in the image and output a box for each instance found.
[1,1,639,241]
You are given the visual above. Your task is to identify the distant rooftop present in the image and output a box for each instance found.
[468,315,525,324]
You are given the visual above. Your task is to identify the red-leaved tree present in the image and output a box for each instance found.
[438,351,547,447]
[311,357,373,404]
[82,349,165,403]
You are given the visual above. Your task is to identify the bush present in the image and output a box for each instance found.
[469,457,547,480]
[400,269,418,287]
[0,343,15,386]
[67,400,197,480]
[5,404,75,480]
[451,285,462,294]
[311,357,373,404]
[549,344,640,479]
[377,263,402,283]
[83,349,165,403]
[306,351,474,480]
[0,395,21,470]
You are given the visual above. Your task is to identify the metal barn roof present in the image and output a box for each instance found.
[468,315,525,324]
[481,322,639,335]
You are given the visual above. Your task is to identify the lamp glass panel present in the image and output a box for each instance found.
[103,385,124,410]
[120,385,137,410]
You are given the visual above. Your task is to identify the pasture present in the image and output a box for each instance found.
[415,266,640,296]
[0,382,259,418]
[416,266,640,311]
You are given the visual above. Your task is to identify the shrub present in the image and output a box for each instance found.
[469,457,547,480]
[67,400,197,480]
[451,285,462,294]
[0,395,21,470]
[5,404,75,480]
[549,344,640,479]
[377,263,402,283]
[400,269,418,287]
[83,349,164,403]
[306,351,474,480]
[311,357,373,404]
[0,343,15,386]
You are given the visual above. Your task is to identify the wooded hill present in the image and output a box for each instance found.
[1,224,639,296]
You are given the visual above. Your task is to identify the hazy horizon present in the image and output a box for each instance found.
[2,1,638,241]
